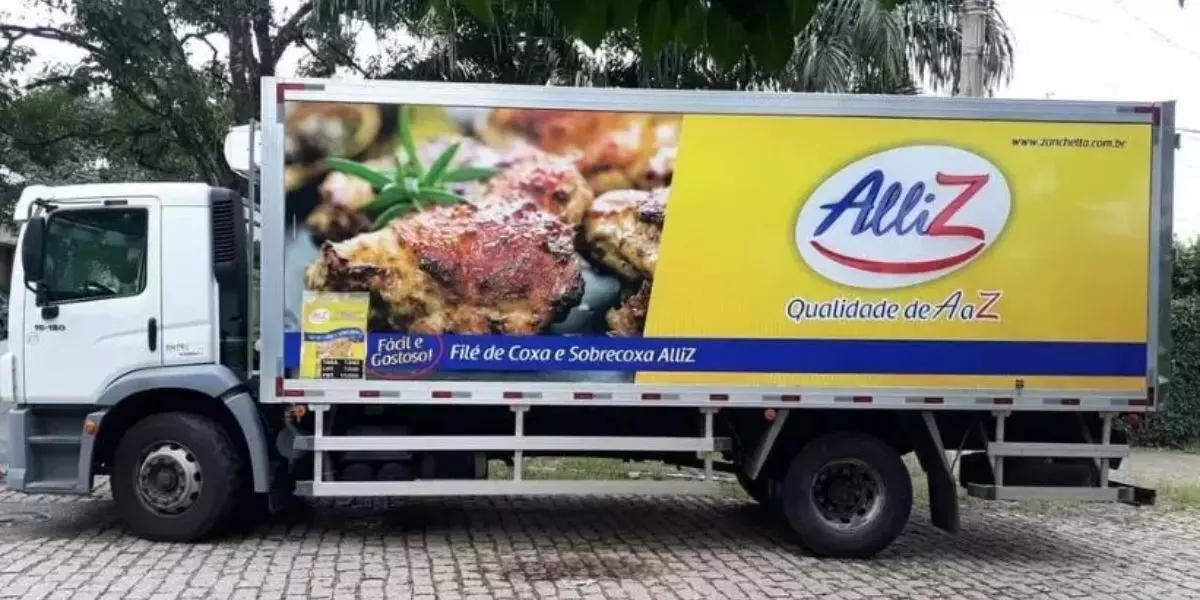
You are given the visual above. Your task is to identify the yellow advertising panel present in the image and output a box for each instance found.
[640,115,1152,391]
[281,102,1153,392]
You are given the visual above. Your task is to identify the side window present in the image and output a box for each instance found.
[41,209,148,304]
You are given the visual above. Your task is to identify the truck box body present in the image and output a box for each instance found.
[266,80,1167,407]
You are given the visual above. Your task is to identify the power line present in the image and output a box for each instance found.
[1112,0,1200,60]
[1048,9,1102,24]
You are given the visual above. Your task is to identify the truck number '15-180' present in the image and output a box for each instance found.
[33,324,65,332]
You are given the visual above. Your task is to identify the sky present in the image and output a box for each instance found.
[992,0,1200,240]
[13,0,1200,237]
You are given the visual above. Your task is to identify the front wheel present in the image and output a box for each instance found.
[111,412,244,542]
[780,432,912,559]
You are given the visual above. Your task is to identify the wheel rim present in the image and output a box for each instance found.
[809,458,884,531]
[135,442,202,516]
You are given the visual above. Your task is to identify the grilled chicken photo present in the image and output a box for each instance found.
[291,102,680,340]
[606,280,652,337]
[581,187,668,281]
[306,155,395,241]
[480,154,594,225]
[411,134,543,197]
[305,198,584,335]
[286,103,382,161]
[477,109,680,195]
[580,187,670,337]
[285,103,384,192]
[307,134,547,241]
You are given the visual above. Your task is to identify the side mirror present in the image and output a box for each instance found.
[21,215,46,285]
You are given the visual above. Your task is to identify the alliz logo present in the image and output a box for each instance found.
[795,145,1011,289]
[307,308,330,324]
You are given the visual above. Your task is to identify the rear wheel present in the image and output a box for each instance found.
[780,432,912,559]
[111,412,244,542]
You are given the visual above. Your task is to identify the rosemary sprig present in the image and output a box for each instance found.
[323,104,503,230]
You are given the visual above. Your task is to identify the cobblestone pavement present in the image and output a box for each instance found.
[0,479,1199,600]
[1114,449,1200,485]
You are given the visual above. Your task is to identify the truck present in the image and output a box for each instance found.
[1,78,1173,559]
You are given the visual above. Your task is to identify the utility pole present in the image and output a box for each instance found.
[958,0,988,97]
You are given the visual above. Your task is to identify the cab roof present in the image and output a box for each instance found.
[13,182,216,223]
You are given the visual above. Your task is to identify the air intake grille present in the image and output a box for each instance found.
[210,194,236,264]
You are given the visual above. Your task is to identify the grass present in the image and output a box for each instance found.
[1146,480,1200,510]
[487,457,682,481]
[486,457,748,498]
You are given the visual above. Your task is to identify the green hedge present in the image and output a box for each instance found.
[1132,296,1200,448]
[1132,239,1200,448]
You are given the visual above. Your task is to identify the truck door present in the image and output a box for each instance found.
[21,200,162,404]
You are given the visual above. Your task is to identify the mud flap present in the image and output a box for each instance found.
[908,412,960,534]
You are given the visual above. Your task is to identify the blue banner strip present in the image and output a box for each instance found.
[282,332,1146,377]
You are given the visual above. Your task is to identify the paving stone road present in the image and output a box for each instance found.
[0,478,1199,600]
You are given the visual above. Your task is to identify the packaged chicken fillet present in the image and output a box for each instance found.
[299,291,370,380]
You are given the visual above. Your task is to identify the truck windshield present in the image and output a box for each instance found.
[41,208,148,303]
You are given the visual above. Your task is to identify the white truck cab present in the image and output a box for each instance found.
[3,182,270,539]
[9,183,216,404]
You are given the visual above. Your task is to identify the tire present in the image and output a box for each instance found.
[736,470,775,507]
[780,432,912,559]
[226,492,270,535]
[111,412,244,542]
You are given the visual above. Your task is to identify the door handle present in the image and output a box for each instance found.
[148,317,157,351]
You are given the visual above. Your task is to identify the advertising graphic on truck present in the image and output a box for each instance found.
[283,99,1153,393]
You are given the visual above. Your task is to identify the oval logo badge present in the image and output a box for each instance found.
[795,145,1012,289]
[307,308,331,325]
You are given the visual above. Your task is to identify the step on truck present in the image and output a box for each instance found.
[1,78,1173,558]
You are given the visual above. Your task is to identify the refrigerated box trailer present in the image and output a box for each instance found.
[1,78,1173,558]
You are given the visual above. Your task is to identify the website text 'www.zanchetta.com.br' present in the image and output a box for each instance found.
[1011,136,1127,149]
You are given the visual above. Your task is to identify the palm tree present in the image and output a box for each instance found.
[589,0,1013,94]
[374,2,595,85]
[356,0,1013,95]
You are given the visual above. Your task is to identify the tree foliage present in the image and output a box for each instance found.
[317,0,916,72]
[0,23,173,227]
[1173,238,1200,298]
[0,0,1014,224]
[373,0,597,84]
[0,0,342,187]
[0,86,173,221]
[359,0,1012,94]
